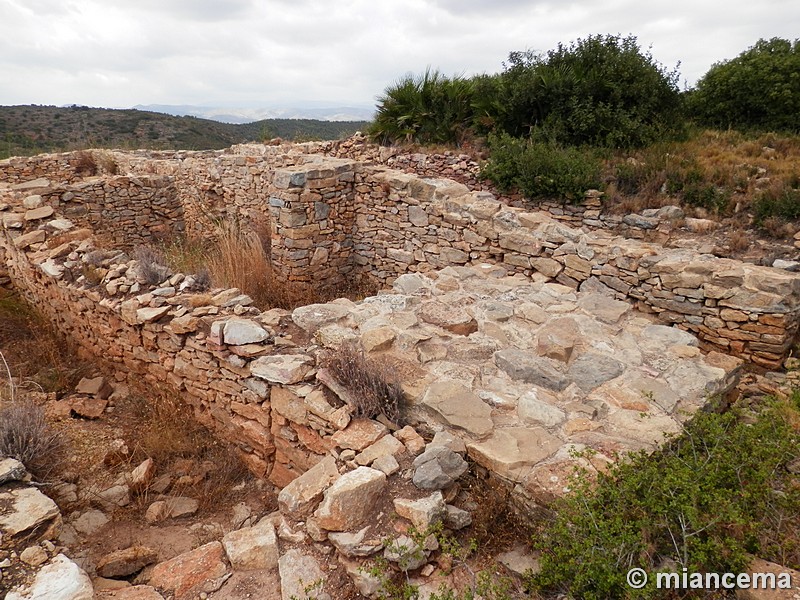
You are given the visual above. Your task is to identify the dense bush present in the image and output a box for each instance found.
[369,69,475,145]
[529,401,800,599]
[753,184,800,225]
[481,133,603,202]
[689,38,800,132]
[495,35,682,147]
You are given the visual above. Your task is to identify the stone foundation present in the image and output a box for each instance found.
[2,143,799,502]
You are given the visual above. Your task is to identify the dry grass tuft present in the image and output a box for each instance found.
[133,245,171,286]
[727,228,752,252]
[120,390,254,513]
[0,290,87,396]
[0,400,68,482]
[461,467,535,554]
[322,341,404,423]
[73,150,97,176]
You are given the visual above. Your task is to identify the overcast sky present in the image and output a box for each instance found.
[1,0,798,112]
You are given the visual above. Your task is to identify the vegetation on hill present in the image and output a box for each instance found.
[370,35,800,225]
[0,105,368,159]
[688,38,800,133]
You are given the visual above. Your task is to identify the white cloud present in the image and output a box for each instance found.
[0,0,797,109]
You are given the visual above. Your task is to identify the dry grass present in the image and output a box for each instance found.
[163,220,321,309]
[133,245,171,286]
[162,215,382,309]
[73,150,97,176]
[322,341,405,423]
[120,390,253,513]
[727,228,752,252]
[0,400,68,482]
[461,466,535,555]
[605,129,800,228]
[0,290,87,396]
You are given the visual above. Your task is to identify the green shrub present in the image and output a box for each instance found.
[529,402,800,599]
[482,133,603,202]
[495,34,683,148]
[753,185,800,224]
[689,38,800,132]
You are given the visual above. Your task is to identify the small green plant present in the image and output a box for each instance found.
[482,132,603,203]
[363,523,514,600]
[753,184,800,225]
[323,341,405,423]
[529,400,800,599]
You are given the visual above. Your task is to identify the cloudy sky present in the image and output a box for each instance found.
[1,0,798,113]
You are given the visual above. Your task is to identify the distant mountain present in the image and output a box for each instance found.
[133,104,376,124]
[0,105,371,159]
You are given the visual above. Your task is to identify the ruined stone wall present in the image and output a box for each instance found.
[351,167,800,369]
[0,153,88,186]
[5,145,800,373]
[1,173,183,249]
[0,225,347,488]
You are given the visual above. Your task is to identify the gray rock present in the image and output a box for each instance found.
[278,550,330,600]
[96,485,130,510]
[223,317,269,345]
[494,349,569,391]
[72,509,108,536]
[222,519,278,571]
[429,431,466,454]
[773,259,800,271]
[412,446,468,490]
[394,492,447,530]
[339,556,383,597]
[328,527,384,557]
[292,303,352,333]
[517,389,566,428]
[0,487,62,541]
[384,534,436,572]
[467,428,561,481]
[278,455,340,518]
[250,354,313,384]
[445,505,473,530]
[0,457,27,484]
[497,546,541,576]
[566,352,625,391]
[371,454,400,476]
[420,381,493,438]
[622,214,659,229]
[314,467,387,531]
[96,546,158,578]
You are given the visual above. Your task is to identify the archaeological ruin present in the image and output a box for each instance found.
[2,137,800,597]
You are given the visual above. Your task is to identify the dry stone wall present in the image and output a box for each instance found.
[3,144,800,501]
[351,168,800,369]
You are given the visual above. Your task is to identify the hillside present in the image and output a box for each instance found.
[0,105,370,158]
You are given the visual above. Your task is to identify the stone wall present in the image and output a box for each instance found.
[1,172,183,249]
[6,143,800,520]
[351,167,800,369]
[0,210,742,505]
[5,146,800,369]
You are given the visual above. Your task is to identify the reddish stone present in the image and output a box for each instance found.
[149,542,227,599]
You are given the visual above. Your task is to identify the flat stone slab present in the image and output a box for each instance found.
[0,486,62,541]
[420,380,493,438]
[337,264,740,496]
